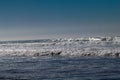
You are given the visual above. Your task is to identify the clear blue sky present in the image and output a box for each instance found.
[0,0,120,40]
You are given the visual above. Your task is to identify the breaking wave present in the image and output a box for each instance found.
[1,37,120,57]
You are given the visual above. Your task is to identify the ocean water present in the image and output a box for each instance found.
[0,38,120,80]
[0,38,120,57]
[0,56,120,80]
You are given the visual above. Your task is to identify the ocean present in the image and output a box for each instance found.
[0,38,120,80]
[0,56,120,80]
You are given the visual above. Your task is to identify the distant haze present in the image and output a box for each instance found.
[0,0,120,40]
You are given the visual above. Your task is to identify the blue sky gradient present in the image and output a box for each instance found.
[0,0,120,40]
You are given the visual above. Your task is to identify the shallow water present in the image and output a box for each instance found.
[0,56,120,80]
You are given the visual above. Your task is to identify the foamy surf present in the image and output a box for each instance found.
[0,37,120,57]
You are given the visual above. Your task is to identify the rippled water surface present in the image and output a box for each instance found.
[0,56,120,80]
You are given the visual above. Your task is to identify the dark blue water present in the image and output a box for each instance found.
[0,57,120,80]
[0,39,52,44]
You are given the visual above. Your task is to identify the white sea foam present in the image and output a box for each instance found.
[0,37,120,57]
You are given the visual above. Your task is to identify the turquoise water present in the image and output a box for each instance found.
[0,57,120,80]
